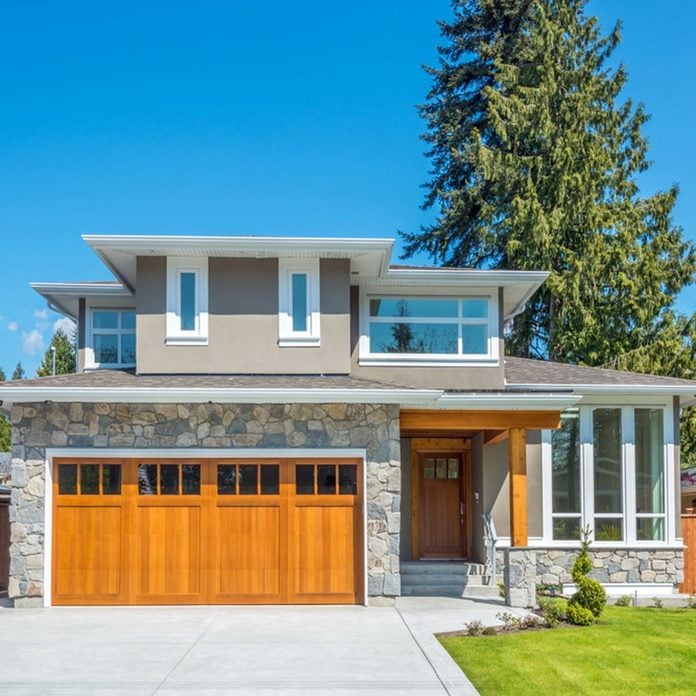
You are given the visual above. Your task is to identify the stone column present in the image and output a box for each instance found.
[504,547,536,608]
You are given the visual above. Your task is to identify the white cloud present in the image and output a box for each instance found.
[53,317,75,335]
[7,321,19,331]
[21,329,45,356]
[34,308,49,320]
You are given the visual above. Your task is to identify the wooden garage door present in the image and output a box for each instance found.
[52,457,363,605]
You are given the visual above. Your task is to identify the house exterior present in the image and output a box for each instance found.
[2,234,695,608]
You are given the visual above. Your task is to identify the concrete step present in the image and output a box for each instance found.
[401,574,489,588]
[400,562,486,577]
[462,585,502,600]
[401,585,466,597]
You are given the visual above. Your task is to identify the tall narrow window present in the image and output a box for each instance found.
[179,271,196,331]
[551,410,582,540]
[166,257,208,344]
[593,408,623,541]
[278,259,320,346]
[635,408,665,541]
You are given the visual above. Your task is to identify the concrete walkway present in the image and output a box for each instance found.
[0,598,527,695]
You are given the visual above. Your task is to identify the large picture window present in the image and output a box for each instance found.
[88,309,135,368]
[545,405,674,546]
[363,295,494,362]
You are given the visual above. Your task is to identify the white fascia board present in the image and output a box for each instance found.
[382,268,549,285]
[509,383,696,398]
[0,386,442,405]
[432,392,582,411]
[30,282,131,296]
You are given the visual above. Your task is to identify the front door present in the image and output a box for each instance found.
[419,452,466,558]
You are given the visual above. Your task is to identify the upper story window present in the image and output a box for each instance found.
[359,293,498,365]
[166,257,208,345]
[278,258,320,347]
[87,309,136,369]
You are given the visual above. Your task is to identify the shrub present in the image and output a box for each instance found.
[520,614,544,630]
[567,527,606,622]
[496,612,521,631]
[687,595,696,609]
[465,620,484,636]
[537,598,563,628]
[566,603,595,626]
[652,597,664,609]
[614,594,632,607]
[482,626,497,636]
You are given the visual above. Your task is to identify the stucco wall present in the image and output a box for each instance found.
[136,257,352,374]
[9,401,400,607]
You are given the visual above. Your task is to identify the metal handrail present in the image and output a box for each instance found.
[483,512,498,585]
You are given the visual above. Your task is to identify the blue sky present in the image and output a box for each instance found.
[0,0,694,376]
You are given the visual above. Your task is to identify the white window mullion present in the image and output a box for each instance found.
[624,406,637,544]
[580,406,594,540]
[664,405,676,544]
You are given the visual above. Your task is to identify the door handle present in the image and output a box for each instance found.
[460,502,465,525]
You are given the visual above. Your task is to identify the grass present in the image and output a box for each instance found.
[439,606,696,695]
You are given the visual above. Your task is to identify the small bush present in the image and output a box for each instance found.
[465,620,484,636]
[496,612,521,631]
[573,576,606,618]
[497,581,505,598]
[520,614,544,630]
[482,626,497,636]
[687,595,696,609]
[652,597,664,609]
[538,598,562,627]
[614,594,633,607]
[566,603,595,626]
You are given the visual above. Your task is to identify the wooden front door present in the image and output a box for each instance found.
[52,457,363,605]
[412,444,470,560]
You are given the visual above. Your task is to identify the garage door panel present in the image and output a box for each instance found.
[54,505,123,602]
[292,505,356,601]
[134,505,202,600]
[213,505,281,598]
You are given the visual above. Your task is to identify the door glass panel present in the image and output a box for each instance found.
[182,464,200,495]
[317,464,336,494]
[239,465,258,495]
[423,458,435,480]
[80,464,100,494]
[160,464,179,494]
[447,458,459,479]
[260,465,279,495]
[102,464,121,495]
[296,464,314,494]
[138,464,158,495]
[217,465,237,494]
[58,464,77,494]
[339,465,358,495]
[435,458,447,479]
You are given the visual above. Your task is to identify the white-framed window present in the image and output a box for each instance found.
[358,291,499,366]
[166,257,208,345]
[542,403,675,545]
[278,258,320,346]
[86,308,136,369]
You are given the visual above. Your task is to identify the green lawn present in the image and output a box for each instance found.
[440,607,696,696]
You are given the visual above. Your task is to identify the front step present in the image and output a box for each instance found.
[401,561,497,598]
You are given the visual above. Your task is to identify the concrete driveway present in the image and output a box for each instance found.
[0,598,519,695]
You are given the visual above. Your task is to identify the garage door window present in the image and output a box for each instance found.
[296,463,358,495]
[58,462,121,495]
[217,463,280,495]
[138,463,201,495]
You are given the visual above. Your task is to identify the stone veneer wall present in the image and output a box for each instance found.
[495,547,684,588]
[9,401,401,607]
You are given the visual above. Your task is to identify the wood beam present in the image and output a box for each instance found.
[401,409,561,433]
[508,427,528,547]
[483,430,508,446]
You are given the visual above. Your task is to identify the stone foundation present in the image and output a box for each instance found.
[9,401,401,607]
[495,546,684,591]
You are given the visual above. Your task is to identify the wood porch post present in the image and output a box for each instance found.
[508,427,528,547]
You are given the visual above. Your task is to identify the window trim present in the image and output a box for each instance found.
[542,402,676,547]
[166,257,209,345]
[358,288,499,366]
[278,258,320,347]
[85,306,136,369]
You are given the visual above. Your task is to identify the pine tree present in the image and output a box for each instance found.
[36,329,76,377]
[0,367,5,382]
[11,362,25,381]
[404,0,695,363]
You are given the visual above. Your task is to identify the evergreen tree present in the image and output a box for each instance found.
[404,0,695,363]
[36,329,76,377]
[0,367,5,382]
[11,362,25,381]
[0,364,9,451]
